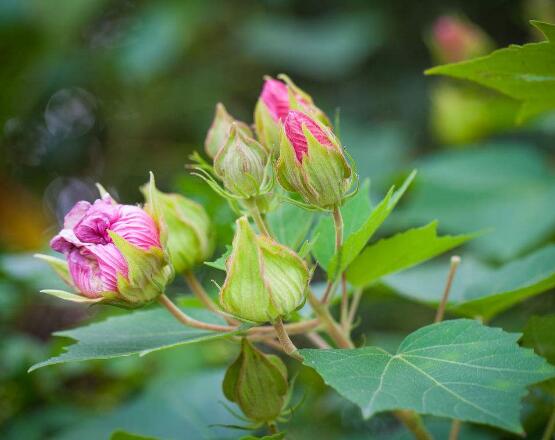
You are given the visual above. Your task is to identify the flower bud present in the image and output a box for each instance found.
[254,75,329,151]
[223,338,288,423]
[430,16,493,64]
[40,190,173,307]
[205,103,253,159]
[219,217,309,323]
[213,124,271,198]
[141,179,215,273]
[276,111,352,210]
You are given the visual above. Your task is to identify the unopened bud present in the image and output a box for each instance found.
[219,217,309,323]
[214,124,271,198]
[223,338,288,423]
[205,103,253,159]
[276,111,352,210]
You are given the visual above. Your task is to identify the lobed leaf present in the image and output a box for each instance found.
[301,319,555,433]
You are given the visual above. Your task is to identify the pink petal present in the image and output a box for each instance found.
[111,205,160,250]
[63,201,91,229]
[86,243,128,292]
[260,78,290,122]
[284,111,333,162]
[66,248,105,298]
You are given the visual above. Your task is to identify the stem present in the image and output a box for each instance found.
[340,274,349,330]
[448,420,461,440]
[273,317,303,361]
[158,294,236,332]
[247,198,270,237]
[250,318,319,336]
[346,287,363,328]
[267,422,278,435]
[321,206,344,305]
[183,271,219,313]
[542,407,555,440]
[395,410,434,440]
[434,256,461,323]
[308,290,353,349]
[436,256,462,440]
[306,332,331,349]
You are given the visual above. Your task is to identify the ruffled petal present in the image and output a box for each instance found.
[66,248,104,298]
[86,243,128,292]
[111,205,160,250]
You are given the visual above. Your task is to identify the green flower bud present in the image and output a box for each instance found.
[205,103,253,159]
[223,338,288,423]
[276,111,352,210]
[141,177,215,274]
[213,124,271,198]
[219,217,309,323]
[254,75,329,152]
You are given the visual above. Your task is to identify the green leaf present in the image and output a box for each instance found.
[58,371,240,440]
[522,314,555,392]
[240,434,285,440]
[204,246,231,271]
[347,222,477,287]
[34,253,73,287]
[267,202,314,250]
[301,319,555,433]
[384,244,555,320]
[110,431,159,440]
[399,144,555,261]
[328,171,416,278]
[29,306,240,371]
[312,179,372,271]
[426,21,555,122]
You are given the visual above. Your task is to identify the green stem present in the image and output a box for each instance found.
[321,206,344,306]
[448,420,461,440]
[542,407,555,440]
[273,316,303,361]
[395,410,434,440]
[183,271,219,313]
[247,198,270,237]
[267,422,279,435]
[308,290,353,349]
[158,294,236,332]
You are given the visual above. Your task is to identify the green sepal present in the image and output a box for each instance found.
[108,231,174,305]
[205,103,253,158]
[223,338,288,423]
[276,123,353,210]
[40,289,103,304]
[34,254,74,288]
[254,98,281,152]
[219,217,309,323]
[141,175,215,273]
[214,124,273,198]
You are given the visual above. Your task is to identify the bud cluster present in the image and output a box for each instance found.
[201,74,355,211]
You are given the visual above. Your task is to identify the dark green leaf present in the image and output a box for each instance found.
[30,306,240,371]
[110,431,159,440]
[347,221,477,287]
[399,144,555,261]
[58,371,239,440]
[267,203,314,250]
[384,245,555,320]
[301,319,555,433]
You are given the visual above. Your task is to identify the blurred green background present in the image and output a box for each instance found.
[2,0,555,439]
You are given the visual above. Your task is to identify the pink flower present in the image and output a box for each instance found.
[50,196,160,298]
[260,78,290,122]
[284,111,333,162]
